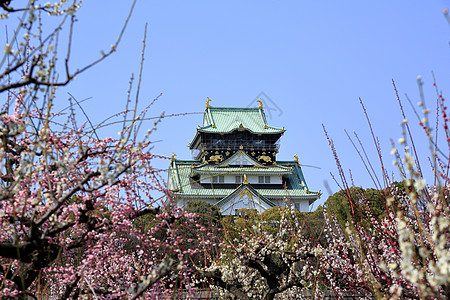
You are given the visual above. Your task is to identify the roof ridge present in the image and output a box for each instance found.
[207,106,261,110]
[172,159,200,164]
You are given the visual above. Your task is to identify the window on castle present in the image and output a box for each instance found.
[236,175,244,184]
[212,175,224,183]
[258,176,270,183]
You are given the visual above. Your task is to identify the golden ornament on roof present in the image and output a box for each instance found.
[257,98,263,108]
[205,97,212,109]
[294,154,299,162]
[243,174,248,184]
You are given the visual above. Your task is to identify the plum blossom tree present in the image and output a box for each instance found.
[197,207,322,300]
[0,1,206,298]
[321,78,450,299]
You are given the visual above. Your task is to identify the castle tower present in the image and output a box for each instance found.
[168,99,320,215]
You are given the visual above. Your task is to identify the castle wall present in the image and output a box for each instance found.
[199,174,282,185]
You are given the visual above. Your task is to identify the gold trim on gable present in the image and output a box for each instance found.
[238,188,254,200]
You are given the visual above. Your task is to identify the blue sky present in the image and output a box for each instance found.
[25,1,449,209]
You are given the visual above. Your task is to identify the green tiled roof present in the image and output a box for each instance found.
[192,164,293,176]
[199,107,285,134]
[168,160,320,204]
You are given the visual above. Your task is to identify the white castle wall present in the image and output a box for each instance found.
[199,174,282,185]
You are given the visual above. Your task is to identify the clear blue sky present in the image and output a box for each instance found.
[20,1,450,209]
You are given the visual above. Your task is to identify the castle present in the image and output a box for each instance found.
[168,99,320,215]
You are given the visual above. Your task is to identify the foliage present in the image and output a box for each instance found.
[185,199,222,228]
[302,206,327,246]
[179,200,222,271]
[324,186,386,228]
